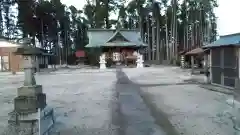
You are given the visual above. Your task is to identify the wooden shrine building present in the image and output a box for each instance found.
[0,39,54,72]
[203,32,240,88]
[85,29,147,67]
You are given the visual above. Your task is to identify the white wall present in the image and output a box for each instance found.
[0,40,21,47]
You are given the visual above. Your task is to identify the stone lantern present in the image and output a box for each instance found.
[99,53,106,69]
[6,45,55,135]
[136,53,144,68]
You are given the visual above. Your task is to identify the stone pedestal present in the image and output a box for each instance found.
[180,55,185,68]
[99,54,106,69]
[7,46,55,135]
[136,54,144,68]
[191,56,194,74]
[100,62,106,69]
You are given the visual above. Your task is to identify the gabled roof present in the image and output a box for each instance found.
[86,29,114,48]
[85,29,147,48]
[106,30,130,43]
[204,33,240,48]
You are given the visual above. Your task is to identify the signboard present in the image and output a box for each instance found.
[113,52,120,61]
[38,107,55,135]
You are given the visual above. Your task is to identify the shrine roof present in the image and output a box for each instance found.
[203,32,240,48]
[85,29,147,48]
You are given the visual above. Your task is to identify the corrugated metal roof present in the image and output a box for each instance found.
[86,30,114,48]
[185,47,204,55]
[85,29,147,48]
[120,30,147,46]
[204,33,240,48]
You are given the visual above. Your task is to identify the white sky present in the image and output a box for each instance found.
[61,0,240,36]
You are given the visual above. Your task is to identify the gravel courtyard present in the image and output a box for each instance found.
[0,66,236,135]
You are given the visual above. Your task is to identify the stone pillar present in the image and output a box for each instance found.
[191,55,194,74]
[7,46,55,135]
[22,56,37,86]
[99,53,106,69]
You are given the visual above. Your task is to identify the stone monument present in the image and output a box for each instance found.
[136,53,144,68]
[99,53,106,69]
[6,45,55,135]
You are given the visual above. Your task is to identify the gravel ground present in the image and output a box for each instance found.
[0,67,236,135]
[0,69,118,135]
[127,67,235,135]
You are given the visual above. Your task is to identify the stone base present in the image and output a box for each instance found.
[204,76,210,83]
[7,110,39,135]
[14,93,46,113]
[233,106,240,131]
[136,63,143,68]
[99,63,106,69]
[7,106,55,135]
[17,85,43,97]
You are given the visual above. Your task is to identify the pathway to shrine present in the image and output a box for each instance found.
[0,66,234,135]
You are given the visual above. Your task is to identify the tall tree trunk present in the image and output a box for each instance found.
[105,0,110,28]
[191,23,194,49]
[165,14,169,61]
[183,23,186,50]
[151,18,155,61]
[147,16,151,61]
[172,0,177,61]
[139,16,143,39]
[200,7,203,46]
[156,17,160,62]
[95,0,100,28]
[4,0,10,38]
[0,0,3,36]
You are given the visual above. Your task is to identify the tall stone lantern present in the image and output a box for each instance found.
[6,45,55,135]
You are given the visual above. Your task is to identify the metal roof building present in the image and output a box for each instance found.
[204,33,240,48]
[204,33,240,88]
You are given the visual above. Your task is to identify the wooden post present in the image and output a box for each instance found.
[152,19,155,61]
[234,78,240,131]
[204,54,210,83]
[147,16,151,61]
[156,18,160,63]
[165,15,169,62]
[191,55,194,74]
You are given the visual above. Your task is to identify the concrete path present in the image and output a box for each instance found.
[113,68,166,135]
